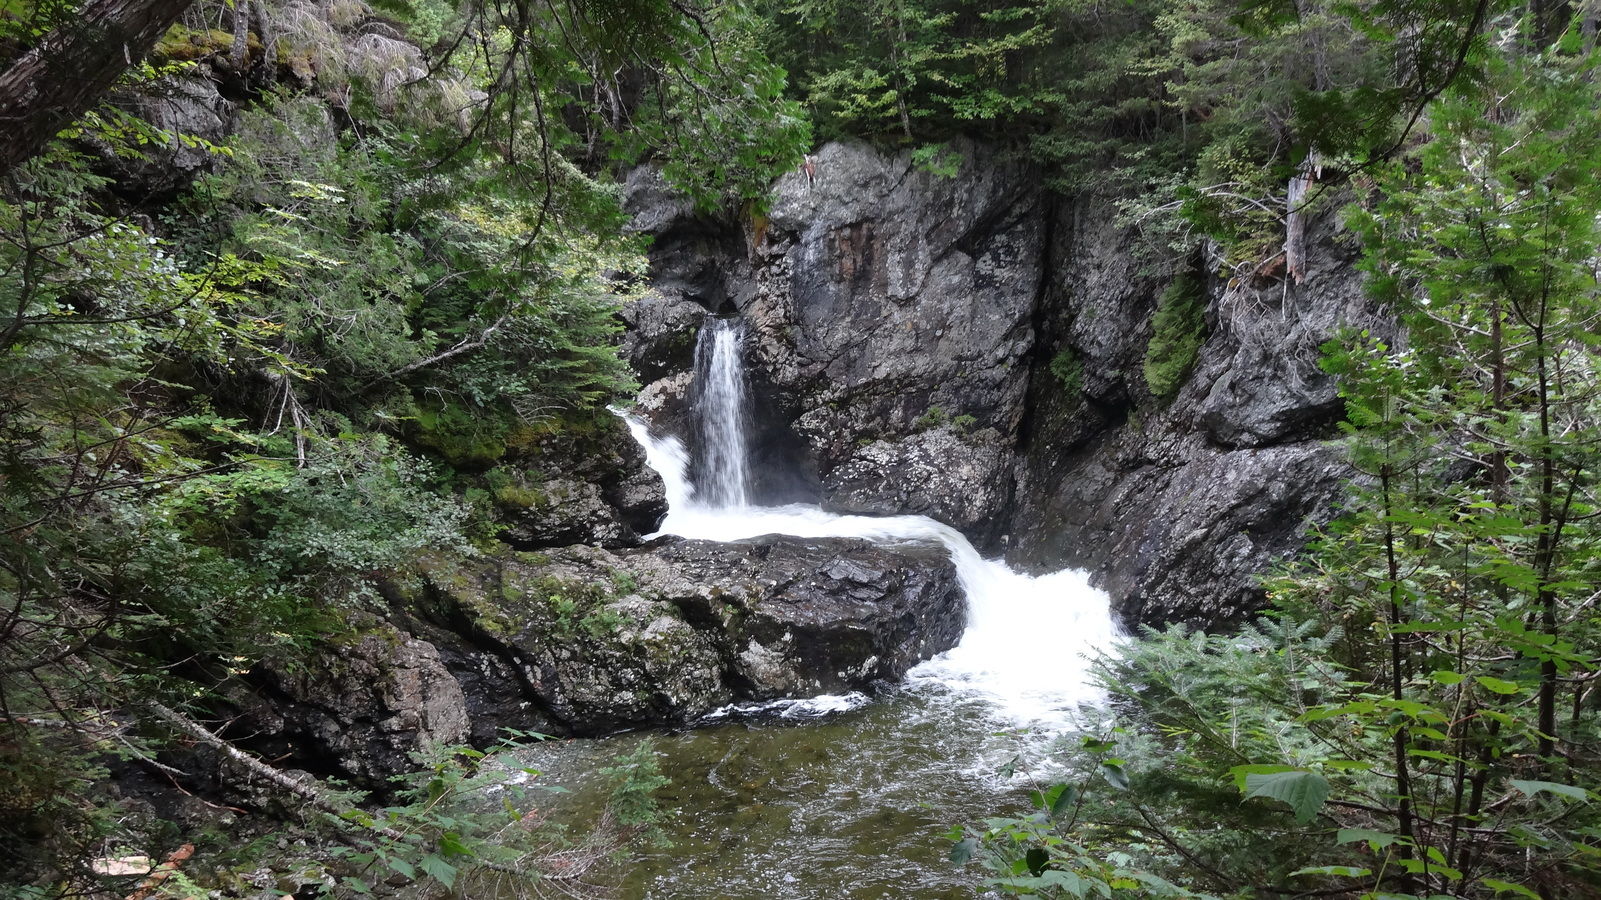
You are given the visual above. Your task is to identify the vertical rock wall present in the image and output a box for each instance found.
[624,140,1392,628]
[1005,199,1393,626]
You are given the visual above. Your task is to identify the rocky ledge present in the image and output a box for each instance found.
[236,535,963,781]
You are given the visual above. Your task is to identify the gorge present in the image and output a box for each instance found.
[10,3,1599,896]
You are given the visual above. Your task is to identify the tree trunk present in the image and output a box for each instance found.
[0,0,196,179]
[229,0,250,68]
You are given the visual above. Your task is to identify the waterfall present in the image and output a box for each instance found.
[693,318,751,508]
[624,318,1119,728]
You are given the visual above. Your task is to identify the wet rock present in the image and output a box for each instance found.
[499,478,630,548]
[621,143,1386,629]
[246,622,470,781]
[640,535,965,699]
[625,140,1041,535]
[413,537,963,734]
[822,427,1013,533]
[493,416,666,546]
[1010,429,1350,628]
[1008,198,1390,626]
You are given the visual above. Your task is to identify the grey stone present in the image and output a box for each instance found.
[822,426,1013,533]
[621,141,1389,630]
[500,478,629,548]
[247,622,470,781]
[413,536,963,735]
[1008,198,1391,626]
[626,139,1041,535]
[97,75,234,196]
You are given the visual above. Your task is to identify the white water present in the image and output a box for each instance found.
[692,319,752,508]
[622,320,1119,730]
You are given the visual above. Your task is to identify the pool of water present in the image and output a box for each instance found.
[516,684,1091,900]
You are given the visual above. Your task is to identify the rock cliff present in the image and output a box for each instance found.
[624,140,1388,628]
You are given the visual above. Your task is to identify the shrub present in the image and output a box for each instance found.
[1143,267,1208,400]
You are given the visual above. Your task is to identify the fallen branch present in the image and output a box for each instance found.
[143,701,408,843]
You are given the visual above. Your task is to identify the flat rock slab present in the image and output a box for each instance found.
[412,534,964,736]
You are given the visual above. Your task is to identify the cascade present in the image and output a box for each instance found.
[692,318,752,508]
[626,318,1119,727]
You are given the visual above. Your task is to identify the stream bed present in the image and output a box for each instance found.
[517,685,1083,899]
[532,320,1120,897]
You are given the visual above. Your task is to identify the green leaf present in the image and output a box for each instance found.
[1243,770,1329,824]
[1510,780,1589,801]
[1029,783,1077,818]
[1025,847,1051,877]
[385,857,416,880]
[1428,670,1465,685]
[1228,763,1299,793]
[1479,879,1541,899]
[1101,761,1130,791]
[1474,675,1522,695]
[418,854,457,888]
[1049,784,1077,818]
[1320,759,1374,771]
[1397,858,1462,879]
[438,831,471,858]
[949,837,979,865]
[1291,865,1372,877]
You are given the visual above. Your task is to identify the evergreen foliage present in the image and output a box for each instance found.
[0,0,805,893]
[953,19,1601,899]
[1142,264,1209,401]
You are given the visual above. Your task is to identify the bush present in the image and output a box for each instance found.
[1142,267,1208,400]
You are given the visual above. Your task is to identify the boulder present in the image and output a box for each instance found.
[639,536,966,698]
[491,416,667,547]
[822,427,1013,534]
[413,536,964,735]
[244,622,470,781]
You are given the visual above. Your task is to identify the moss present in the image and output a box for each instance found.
[1143,265,1209,401]
[580,607,627,638]
[154,25,242,62]
[610,569,639,596]
[408,400,512,470]
[913,405,947,430]
[485,468,547,510]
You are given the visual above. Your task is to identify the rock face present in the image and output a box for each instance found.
[1006,200,1390,626]
[624,139,1041,536]
[491,417,668,548]
[244,622,471,780]
[410,536,963,736]
[97,75,235,198]
[624,141,1388,628]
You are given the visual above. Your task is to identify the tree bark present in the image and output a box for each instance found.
[0,0,196,179]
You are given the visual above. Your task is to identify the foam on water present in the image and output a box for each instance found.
[619,318,1120,731]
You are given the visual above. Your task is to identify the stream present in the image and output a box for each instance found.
[520,319,1121,897]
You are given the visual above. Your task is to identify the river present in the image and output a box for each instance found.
[519,318,1120,897]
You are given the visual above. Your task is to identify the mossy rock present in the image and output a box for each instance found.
[155,25,263,63]
[408,400,512,470]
